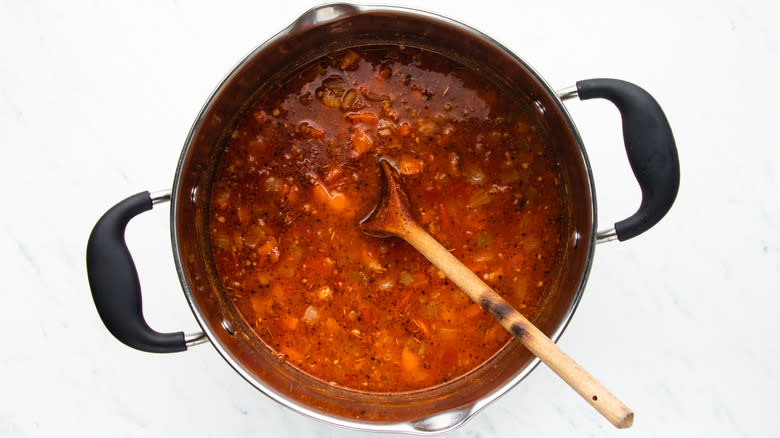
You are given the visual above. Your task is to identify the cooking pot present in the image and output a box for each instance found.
[86,3,679,434]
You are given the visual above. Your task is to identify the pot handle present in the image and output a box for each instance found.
[87,190,205,353]
[560,79,680,241]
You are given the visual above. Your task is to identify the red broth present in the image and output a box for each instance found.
[208,46,566,392]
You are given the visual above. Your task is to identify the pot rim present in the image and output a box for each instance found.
[170,3,597,435]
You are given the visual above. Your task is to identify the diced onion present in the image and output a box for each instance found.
[377,278,395,291]
[467,189,491,208]
[365,91,390,102]
[341,88,358,111]
[243,225,266,248]
[303,305,320,325]
[524,237,541,252]
[320,90,342,108]
[213,233,230,249]
[264,176,282,192]
[214,190,230,209]
[473,250,494,263]
[317,286,333,300]
[399,271,414,287]
[465,166,485,185]
[416,118,437,136]
[339,50,360,70]
[322,75,346,95]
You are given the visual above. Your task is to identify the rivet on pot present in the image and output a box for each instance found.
[533,99,546,115]
[191,185,199,204]
[572,230,581,248]
[221,318,234,335]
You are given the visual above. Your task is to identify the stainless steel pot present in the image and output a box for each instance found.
[87,3,679,434]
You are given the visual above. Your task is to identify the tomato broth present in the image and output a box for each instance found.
[208,45,566,392]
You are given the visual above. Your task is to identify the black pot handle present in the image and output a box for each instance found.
[86,191,188,353]
[573,79,680,241]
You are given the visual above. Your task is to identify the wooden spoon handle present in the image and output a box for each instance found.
[401,222,634,429]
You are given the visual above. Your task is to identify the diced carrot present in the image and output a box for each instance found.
[328,192,349,211]
[312,182,329,204]
[313,183,350,212]
[306,256,333,277]
[401,347,420,372]
[325,317,341,334]
[399,155,424,175]
[346,112,379,125]
[358,304,374,323]
[257,238,280,263]
[281,315,299,331]
[269,283,285,300]
[401,347,428,382]
[438,203,451,232]
[398,123,411,136]
[463,303,484,318]
[440,348,458,368]
[270,316,298,337]
[279,345,304,363]
[236,205,251,225]
[351,127,373,155]
[285,185,299,203]
[250,295,273,316]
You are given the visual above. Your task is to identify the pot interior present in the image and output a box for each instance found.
[171,4,594,429]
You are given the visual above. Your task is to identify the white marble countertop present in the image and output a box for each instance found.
[2,1,778,436]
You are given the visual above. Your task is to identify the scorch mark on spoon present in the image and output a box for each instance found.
[360,158,634,429]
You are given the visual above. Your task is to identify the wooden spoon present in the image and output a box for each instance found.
[360,158,634,429]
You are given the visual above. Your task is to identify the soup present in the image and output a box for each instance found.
[208,45,566,392]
